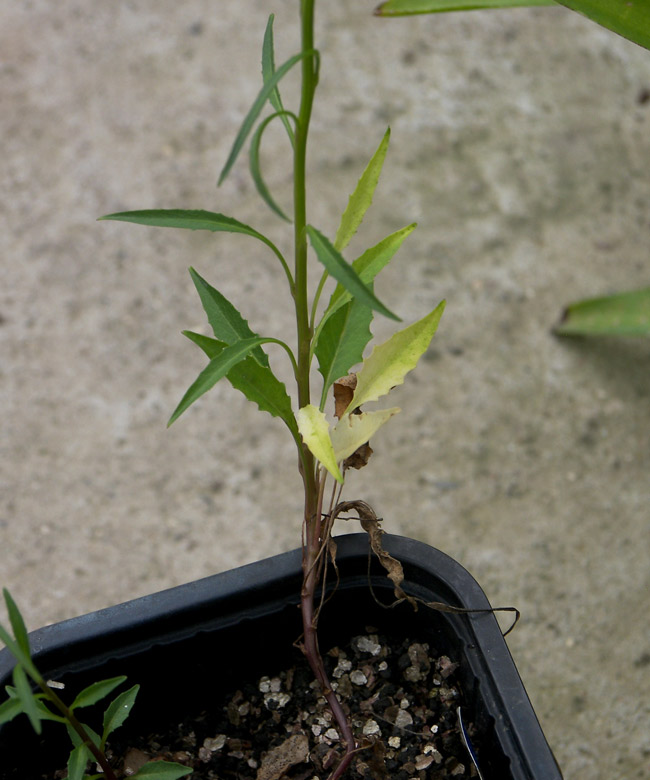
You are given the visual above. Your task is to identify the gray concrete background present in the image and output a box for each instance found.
[1,2,649,778]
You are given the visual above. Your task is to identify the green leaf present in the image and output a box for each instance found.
[67,743,91,780]
[250,113,293,221]
[375,0,554,16]
[168,337,271,426]
[219,48,316,184]
[296,406,343,484]
[66,721,102,750]
[262,15,295,146]
[12,664,41,734]
[558,1,650,51]
[315,299,374,405]
[554,287,650,336]
[334,128,391,252]
[183,331,299,436]
[130,762,193,779]
[70,676,127,711]
[325,223,417,318]
[3,589,30,660]
[189,268,269,366]
[331,408,401,462]
[307,227,400,321]
[0,691,23,725]
[101,684,139,746]
[349,301,446,412]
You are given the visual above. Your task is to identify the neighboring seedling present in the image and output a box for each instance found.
[0,590,191,780]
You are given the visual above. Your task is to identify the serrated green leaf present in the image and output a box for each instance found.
[67,743,91,780]
[307,227,400,321]
[12,664,41,734]
[296,406,343,484]
[0,691,23,725]
[70,676,127,711]
[250,114,293,221]
[375,0,554,16]
[331,408,401,462]
[325,223,417,320]
[219,48,316,184]
[183,331,299,436]
[554,287,650,336]
[262,15,295,146]
[334,128,391,252]
[315,299,374,405]
[101,684,139,746]
[130,761,193,779]
[3,589,30,659]
[189,268,269,366]
[169,337,270,426]
[349,301,445,412]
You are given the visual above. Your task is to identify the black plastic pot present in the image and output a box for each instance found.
[0,534,562,779]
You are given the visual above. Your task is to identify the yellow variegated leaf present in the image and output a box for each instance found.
[349,300,445,413]
[296,405,343,484]
[331,408,400,463]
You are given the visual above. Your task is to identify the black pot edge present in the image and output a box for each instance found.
[0,533,562,779]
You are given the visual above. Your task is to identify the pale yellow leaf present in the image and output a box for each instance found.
[296,405,343,484]
[331,408,400,463]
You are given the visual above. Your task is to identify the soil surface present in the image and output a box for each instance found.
[59,632,479,780]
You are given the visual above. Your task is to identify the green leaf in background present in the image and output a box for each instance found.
[168,337,271,426]
[325,223,417,318]
[130,761,193,779]
[262,15,295,146]
[189,267,269,367]
[66,720,102,750]
[67,742,91,780]
[315,299,374,406]
[3,589,30,659]
[183,331,299,437]
[12,664,41,734]
[375,0,554,16]
[331,407,401,462]
[554,287,650,336]
[219,48,316,185]
[249,113,294,222]
[334,128,391,251]
[0,691,23,726]
[101,684,139,746]
[296,405,344,483]
[307,226,400,321]
[558,1,650,52]
[349,300,446,413]
[70,677,127,711]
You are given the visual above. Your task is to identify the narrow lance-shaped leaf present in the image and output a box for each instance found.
[324,223,417,320]
[0,691,23,726]
[183,331,299,438]
[168,337,272,426]
[334,128,391,252]
[3,589,30,659]
[557,1,650,52]
[130,761,194,779]
[67,743,92,780]
[375,0,554,16]
[307,226,400,321]
[70,676,127,711]
[349,300,446,413]
[12,665,41,734]
[101,684,139,747]
[262,15,295,146]
[331,408,401,463]
[189,268,269,366]
[315,298,374,406]
[296,406,343,484]
[219,48,317,185]
[250,113,293,222]
[554,287,650,337]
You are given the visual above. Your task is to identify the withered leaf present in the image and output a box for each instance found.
[256,733,310,780]
[333,374,357,419]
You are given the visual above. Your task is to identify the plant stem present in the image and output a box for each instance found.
[293,4,357,777]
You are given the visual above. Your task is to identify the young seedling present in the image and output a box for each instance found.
[99,4,444,778]
[0,589,191,780]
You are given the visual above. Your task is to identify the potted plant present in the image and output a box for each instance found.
[1,3,562,778]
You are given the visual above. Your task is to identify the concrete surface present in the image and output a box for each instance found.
[1,2,649,778]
